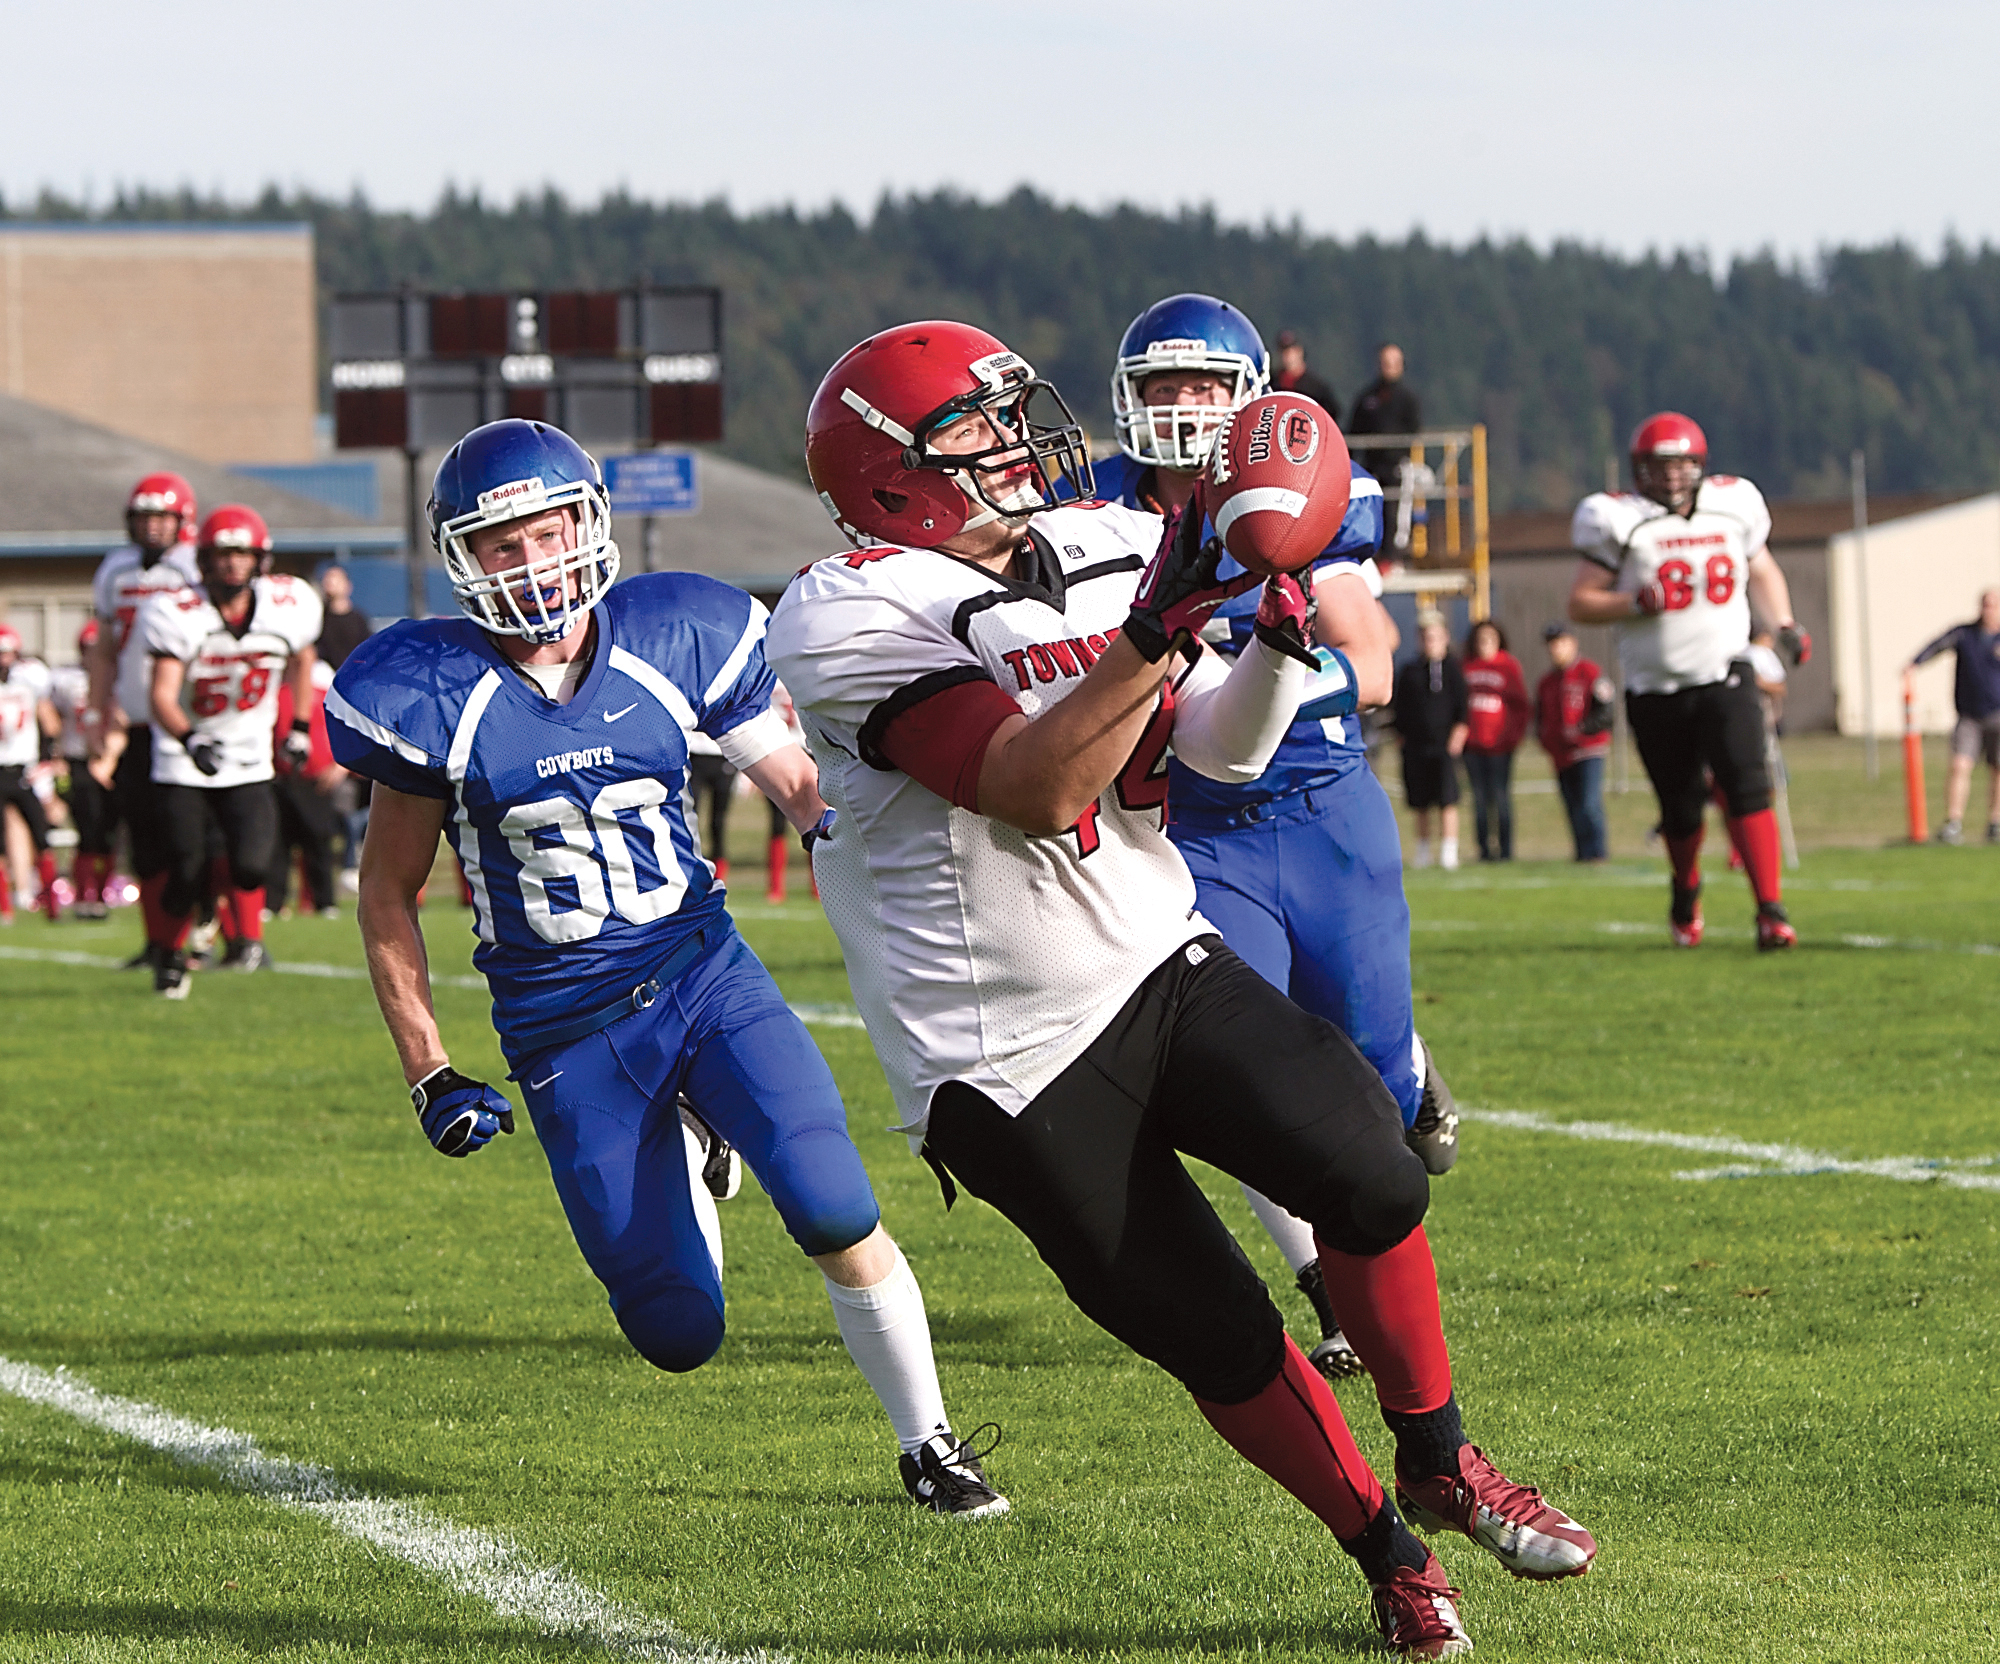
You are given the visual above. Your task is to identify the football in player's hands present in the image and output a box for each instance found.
[1206,392,1352,576]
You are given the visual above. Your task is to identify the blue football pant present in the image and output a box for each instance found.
[517,929,881,1373]
[1170,767,1422,1126]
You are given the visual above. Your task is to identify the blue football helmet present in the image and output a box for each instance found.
[1111,294,1270,471]
[429,419,620,643]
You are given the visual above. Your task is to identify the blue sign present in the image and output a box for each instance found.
[604,450,698,515]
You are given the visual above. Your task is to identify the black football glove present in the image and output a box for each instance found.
[185,735,223,776]
[281,719,313,770]
[410,1065,515,1157]
[1125,486,1260,663]
[1776,624,1811,667]
[1251,571,1320,669]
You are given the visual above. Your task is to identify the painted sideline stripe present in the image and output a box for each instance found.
[1462,1107,2000,1191]
[0,944,868,1030]
[0,1355,775,1663]
[1596,921,2000,954]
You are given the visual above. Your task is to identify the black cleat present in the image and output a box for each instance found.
[677,1096,741,1200]
[153,947,190,1000]
[900,1424,1009,1518]
[220,940,273,972]
[1405,1037,1459,1175]
[1296,1260,1369,1380]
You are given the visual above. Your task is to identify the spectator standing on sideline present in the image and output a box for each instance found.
[316,566,373,886]
[1391,610,1467,870]
[1460,620,1530,861]
[1535,623,1612,863]
[1910,588,2000,844]
[1271,330,1339,419]
[1346,344,1422,490]
[268,660,344,917]
[314,566,373,669]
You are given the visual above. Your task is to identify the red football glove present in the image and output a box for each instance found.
[1632,579,1667,616]
[1776,624,1811,667]
[1125,484,1260,663]
[1252,572,1320,668]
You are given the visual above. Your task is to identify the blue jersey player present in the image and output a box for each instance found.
[1100,296,1462,1383]
[328,419,1004,1516]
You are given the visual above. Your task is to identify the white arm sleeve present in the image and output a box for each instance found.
[714,706,793,770]
[1167,637,1307,783]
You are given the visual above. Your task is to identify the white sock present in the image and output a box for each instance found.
[823,1246,950,1455]
[1440,836,1460,870]
[1411,839,1435,869]
[681,1123,723,1277]
[1240,1184,1318,1273]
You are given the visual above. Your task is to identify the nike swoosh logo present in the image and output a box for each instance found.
[529,1071,564,1089]
[603,703,639,723]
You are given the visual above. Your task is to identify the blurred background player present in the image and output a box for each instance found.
[328,418,1004,1518]
[89,474,202,957]
[1099,294,1461,1385]
[0,623,61,923]
[780,322,1595,1658]
[1569,412,1809,949]
[1909,588,2000,845]
[267,656,344,917]
[1391,611,1468,870]
[1460,620,1530,863]
[52,621,116,917]
[139,506,321,994]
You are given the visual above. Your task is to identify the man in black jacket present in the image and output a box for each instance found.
[1911,588,2000,844]
[1391,610,1467,870]
[1348,344,1423,490]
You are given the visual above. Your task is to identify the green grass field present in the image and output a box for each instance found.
[2,779,1996,1660]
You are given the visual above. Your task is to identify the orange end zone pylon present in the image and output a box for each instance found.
[1902,671,1929,845]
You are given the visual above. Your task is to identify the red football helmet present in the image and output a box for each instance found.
[0,622,21,658]
[1629,412,1707,510]
[196,505,273,598]
[77,617,101,655]
[126,472,198,551]
[806,321,1094,547]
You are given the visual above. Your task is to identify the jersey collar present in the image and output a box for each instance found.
[474,603,617,727]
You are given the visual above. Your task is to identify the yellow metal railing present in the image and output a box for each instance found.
[1353,425,1490,621]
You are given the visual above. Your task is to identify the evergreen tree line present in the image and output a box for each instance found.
[12,184,2000,510]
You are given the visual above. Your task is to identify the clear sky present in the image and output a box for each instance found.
[13,0,1995,261]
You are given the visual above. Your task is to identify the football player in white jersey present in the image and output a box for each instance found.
[771,322,1596,1659]
[1569,413,1808,950]
[88,473,203,952]
[51,621,114,918]
[0,623,61,923]
[139,506,322,993]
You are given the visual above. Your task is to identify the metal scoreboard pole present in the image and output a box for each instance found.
[1852,449,1877,782]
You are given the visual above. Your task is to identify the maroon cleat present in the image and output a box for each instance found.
[1396,1445,1597,1582]
[1371,1552,1472,1659]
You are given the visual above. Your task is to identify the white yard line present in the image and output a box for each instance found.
[0,944,866,1028]
[0,1355,775,1663]
[1461,1108,2000,1191]
[1595,920,2000,953]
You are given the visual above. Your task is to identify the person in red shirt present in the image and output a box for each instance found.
[1460,621,1531,861]
[1535,623,1614,861]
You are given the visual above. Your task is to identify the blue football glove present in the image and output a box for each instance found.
[409,1065,515,1157]
[801,807,837,855]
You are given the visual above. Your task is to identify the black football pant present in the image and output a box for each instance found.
[923,937,1427,1407]
[269,774,341,913]
[0,766,50,853]
[1625,664,1771,839]
[111,728,175,880]
[160,782,277,919]
[65,761,115,856]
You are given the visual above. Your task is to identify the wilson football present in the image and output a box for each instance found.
[1206,393,1352,575]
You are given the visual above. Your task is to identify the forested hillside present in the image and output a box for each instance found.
[15,185,2000,510]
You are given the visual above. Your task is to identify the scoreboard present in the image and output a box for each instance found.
[329,287,723,451]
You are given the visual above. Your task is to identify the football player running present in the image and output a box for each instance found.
[327,419,1005,1518]
[1097,294,1460,1382]
[89,475,203,956]
[0,623,61,924]
[771,323,1595,1659]
[140,507,321,992]
[1569,414,1806,949]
